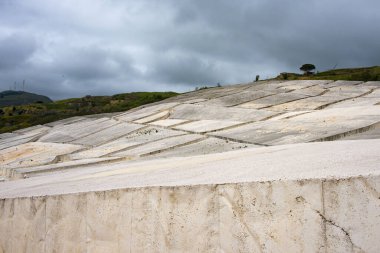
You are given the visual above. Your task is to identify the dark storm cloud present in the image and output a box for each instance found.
[0,34,36,69]
[0,0,379,99]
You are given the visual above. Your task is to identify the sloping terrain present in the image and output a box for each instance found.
[0,91,177,134]
[277,65,380,81]
[1,80,380,252]
[0,90,52,107]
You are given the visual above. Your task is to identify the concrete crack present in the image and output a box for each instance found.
[315,209,364,252]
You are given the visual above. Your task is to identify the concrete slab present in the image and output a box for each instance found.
[149,119,190,127]
[212,106,380,145]
[322,80,363,88]
[1,79,380,251]
[0,142,83,170]
[198,90,275,107]
[133,110,170,124]
[13,124,51,135]
[114,102,179,122]
[326,97,380,109]
[0,134,38,151]
[266,111,312,121]
[338,122,380,140]
[247,81,285,92]
[110,134,205,158]
[363,88,380,98]
[149,137,257,158]
[269,95,345,111]
[357,81,380,89]
[69,141,142,160]
[190,86,249,100]
[238,93,309,109]
[119,126,186,145]
[70,126,186,159]
[169,104,277,121]
[0,139,379,198]
[71,122,144,146]
[173,120,243,133]
[0,132,18,140]
[290,85,327,96]
[44,116,90,127]
[38,118,118,143]
[326,85,371,97]
[279,80,332,90]
[13,157,123,179]
[181,98,208,104]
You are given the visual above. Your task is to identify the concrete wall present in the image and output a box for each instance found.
[1,175,379,253]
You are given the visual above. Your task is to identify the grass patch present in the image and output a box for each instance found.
[276,66,380,81]
[0,91,178,134]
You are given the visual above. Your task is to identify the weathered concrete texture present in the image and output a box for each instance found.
[71,122,144,146]
[197,89,275,107]
[1,176,379,252]
[279,79,333,90]
[38,117,118,143]
[212,106,380,145]
[0,125,50,150]
[12,157,123,179]
[291,85,327,96]
[169,104,277,121]
[173,119,243,133]
[327,97,380,108]
[133,110,170,124]
[322,80,363,88]
[1,80,380,252]
[1,139,379,198]
[110,133,205,158]
[0,134,39,151]
[114,102,179,122]
[149,137,256,158]
[0,142,83,175]
[238,92,309,109]
[148,118,190,127]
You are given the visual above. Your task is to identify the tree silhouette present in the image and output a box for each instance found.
[300,64,316,75]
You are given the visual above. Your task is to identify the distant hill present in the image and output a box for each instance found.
[0,90,52,107]
[276,66,380,81]
[0,91,178,133]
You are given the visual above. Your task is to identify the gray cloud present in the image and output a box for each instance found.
[0,34,36,69]
[0,0,379,99]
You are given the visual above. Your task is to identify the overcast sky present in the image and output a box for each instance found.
[0,0,379,99]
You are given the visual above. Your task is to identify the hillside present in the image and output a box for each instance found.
[0,90,52,107]
[0,91,177,133]
[276,65,380,81]
[1,79,379,252]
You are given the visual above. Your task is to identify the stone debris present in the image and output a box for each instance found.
[1,80,380,252]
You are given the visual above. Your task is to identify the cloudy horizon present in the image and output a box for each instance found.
[0,0,379,100]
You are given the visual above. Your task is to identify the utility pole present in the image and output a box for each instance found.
[22,80,25,91]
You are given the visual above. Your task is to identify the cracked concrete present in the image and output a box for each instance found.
[1,80,380,252]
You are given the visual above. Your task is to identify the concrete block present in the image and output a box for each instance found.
[86,190,132,253]
[174,119,243,133]
[323,176,380,253]
[11,197,46,253]
[131,186,219,252]
[219,181,324,252]
[45,194,87,253]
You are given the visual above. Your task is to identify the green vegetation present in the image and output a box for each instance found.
[0,90,52,107]
[276,66,380,81]
[0,91,178,134]
[299,64,316,75]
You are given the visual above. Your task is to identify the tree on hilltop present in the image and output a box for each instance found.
[300,64,316,75]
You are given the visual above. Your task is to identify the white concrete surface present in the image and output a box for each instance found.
[173,119,243,133]
[1,80,380,252]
